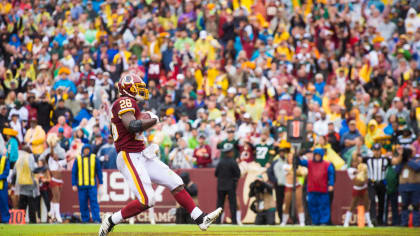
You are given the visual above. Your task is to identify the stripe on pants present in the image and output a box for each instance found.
[122,151,148,205]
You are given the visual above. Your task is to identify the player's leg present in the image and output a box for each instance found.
[146,158,203,221]
[113,152,154,222]
[144,157,222,230]
[99,152,154,236]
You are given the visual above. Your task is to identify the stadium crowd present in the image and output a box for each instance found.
[0,0,419,227]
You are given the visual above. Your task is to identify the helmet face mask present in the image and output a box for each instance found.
[118,72,149,101]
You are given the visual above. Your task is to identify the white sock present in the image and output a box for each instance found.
[220,212,225,223]
[298,213,305,226]
[344,211,352,226]
[281,214,289,225]
[111,211,123,224]
[236,210,241,223]
[49,203,55,218]
[149,208,155,222]
[55,203,62,222]
[190,207,203,221]
[365,212,372,225]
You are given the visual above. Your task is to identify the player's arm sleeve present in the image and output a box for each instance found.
[95,158,103,185]
[121,111,156,133]
[117,98,136,117]
[71,159,78,186]
[118,107,136,117]
[328,163,335,187]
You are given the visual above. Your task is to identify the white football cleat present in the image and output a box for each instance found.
[98,213,115,236]
[198,207,223,231]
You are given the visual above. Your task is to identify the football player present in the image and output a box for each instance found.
[99,71,222,235]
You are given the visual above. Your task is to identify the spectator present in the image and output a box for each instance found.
[217,126,240,160]
[239,140,254,163]
[215,144,240,224]
[49,116,73,139]
[365,120,384,149]
[341,120,361,155]
[187,128,199,150]
[193,134,212,168]
[9,114,23,143]
[14,148,39,223]
[254,128,275,168]
[53,67,77,94]
[91,133,104,155]
[327,122,341,153]
[3,128,19,169]
[31,94,54,132]
[397,126,416,147]
[315,136,346,170]
[0,106,8,133]
[57,128,70,151]
[97,135,118,169]
[169,138,193,169]
[24,118,46,158]
[208,123,226,164]
[314,110,329,137]
[237,113,253,140]
[299,149,335,225]
[71,145,103,223]
[53,99,73,125]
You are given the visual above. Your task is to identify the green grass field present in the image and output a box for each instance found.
[0,224,419,236]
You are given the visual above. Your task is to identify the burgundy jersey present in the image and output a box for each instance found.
[110,96,145,153]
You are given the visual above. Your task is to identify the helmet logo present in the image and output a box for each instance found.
[124,75,132,83]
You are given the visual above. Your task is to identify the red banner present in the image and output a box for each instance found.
[60,169,353,225]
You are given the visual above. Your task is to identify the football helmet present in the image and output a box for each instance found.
[117,71,149,101]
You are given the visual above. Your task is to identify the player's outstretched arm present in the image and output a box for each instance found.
[121,111,157,133]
